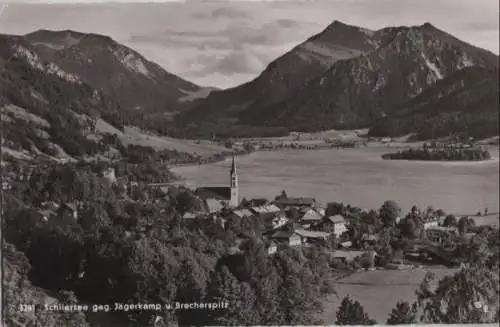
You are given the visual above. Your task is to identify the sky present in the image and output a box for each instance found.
[0,0,498,88]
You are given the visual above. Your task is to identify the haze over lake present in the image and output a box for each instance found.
[172,147,500,216]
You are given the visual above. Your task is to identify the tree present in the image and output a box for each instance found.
[415,267,499,324]
[387,301,417,324]
[379,200,401,227]
[203,265,259,326]
[275,190,288,200]
[442,214,458,227]
[326,202,345,216]
[458,216,475,234]
[335,296,377,325]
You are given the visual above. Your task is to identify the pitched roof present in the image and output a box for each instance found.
[271,230,296,239]
[301,208,323,221]
[205,198,224,213]
[231,209,253,218]
[195,187,231,200]
[246,198,269,206]
[182,212,197,219]
[426,226,458,233]
[273,197,316,206]
[250,204,281,214]
[294,229,331,239]
[62,202,76,211]
[326,215,346,224]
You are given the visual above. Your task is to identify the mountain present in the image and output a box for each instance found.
[24,30,203,115]
[0,32,221,163]
[175,22,499,139]
[173,21,384,136]
[368,66,499,140]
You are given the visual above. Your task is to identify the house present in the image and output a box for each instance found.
[332,250,364,263]
[423,216,440,229]
[182,212,197,219]
[313,215,347,238]
[360,233,379,247]
[2,180,11,191]
[298,208,323,227]
[40,201,60,212]
[271,230,302,247]
[267,241,278,255]
[127,181,140,198]
[102,167,117,183]
[204,198,224,213]
[244,198,269,207]
[273,197,316,209]
[426,226,458,244]
[269,212,288,230]
[294,229,331,244]
[59,202,78,220]
[227,208,254,219]
[249,204,281,215]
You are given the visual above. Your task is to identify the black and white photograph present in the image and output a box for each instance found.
[0,0,499,326]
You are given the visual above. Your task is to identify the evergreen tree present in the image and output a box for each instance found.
[386,301,417,324]
[335,296,377,325]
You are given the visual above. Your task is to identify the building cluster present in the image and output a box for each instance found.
[6,154,492,267]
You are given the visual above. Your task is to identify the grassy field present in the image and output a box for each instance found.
[95,118,227,155]
[321,267,458,324]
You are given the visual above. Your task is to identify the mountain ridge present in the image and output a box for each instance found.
[173,21,498,139]
[24,29,202,114]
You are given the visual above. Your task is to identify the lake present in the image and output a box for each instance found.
[172,147,500,217]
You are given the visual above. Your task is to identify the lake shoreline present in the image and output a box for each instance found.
[171,146,499,215]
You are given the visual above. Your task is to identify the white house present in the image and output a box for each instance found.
[267,241,278,255]
[423,215,440,229]
[102,167,117,183]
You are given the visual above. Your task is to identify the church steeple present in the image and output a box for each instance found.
[230,154,236,175]
[230,154,239,207]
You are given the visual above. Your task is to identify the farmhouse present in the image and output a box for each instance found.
[298,208,324,227]
[271,230,302,247]
[294,229,331,245]
[313,215,347,237]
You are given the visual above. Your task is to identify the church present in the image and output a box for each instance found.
[194,154,239,210]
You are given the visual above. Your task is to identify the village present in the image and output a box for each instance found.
[5,154,495,275]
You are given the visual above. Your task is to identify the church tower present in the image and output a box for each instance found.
[230,154,239,207]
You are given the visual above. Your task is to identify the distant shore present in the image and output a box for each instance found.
[381,147,492,162]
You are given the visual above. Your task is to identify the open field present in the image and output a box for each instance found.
[95,119,228,155]
[321,267,458,324]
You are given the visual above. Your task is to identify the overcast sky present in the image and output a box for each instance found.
[0,0,498,88]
